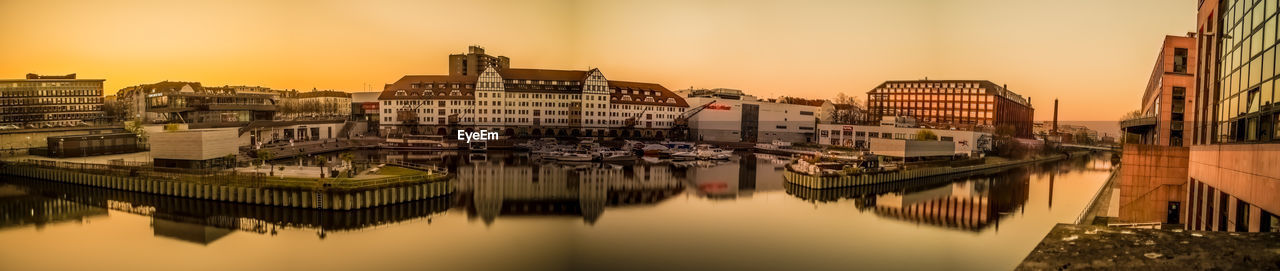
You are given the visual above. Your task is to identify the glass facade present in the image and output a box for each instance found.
[1216,0,1280,143]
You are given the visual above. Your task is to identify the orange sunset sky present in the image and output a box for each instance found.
[1,0,1194,129]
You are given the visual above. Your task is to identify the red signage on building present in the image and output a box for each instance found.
[706,104,732,110]
[361,102,379,110]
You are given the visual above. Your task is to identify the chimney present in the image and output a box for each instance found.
[1053,99,1059,133]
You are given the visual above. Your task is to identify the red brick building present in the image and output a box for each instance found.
[866,80,1035,138]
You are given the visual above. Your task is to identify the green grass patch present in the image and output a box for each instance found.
[374,166,428,177]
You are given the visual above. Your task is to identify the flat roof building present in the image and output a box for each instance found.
[1124,35,1196,147]
[449,46,510,76]
[816,123,993,156]
[0,73,105,129]
[867,80,1035,138]
[1115,35,1196,226]
[682,88,818,143]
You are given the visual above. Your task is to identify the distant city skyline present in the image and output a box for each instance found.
[0,0,1194,128]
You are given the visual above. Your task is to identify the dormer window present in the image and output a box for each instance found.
[666,98,676,103]
[395,90,406,96]
[621,96,632,101]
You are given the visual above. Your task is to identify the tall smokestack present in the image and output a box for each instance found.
[1053,99,1059,133]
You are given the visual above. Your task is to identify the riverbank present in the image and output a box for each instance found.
[1016,224,1280,270]
[0,159,454,210]
[784,151,1089,189]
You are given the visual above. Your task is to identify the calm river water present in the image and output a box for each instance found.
[0,151,1113,271]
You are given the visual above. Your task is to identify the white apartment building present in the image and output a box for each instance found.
[378,66,688,138]
[816,123,993,156]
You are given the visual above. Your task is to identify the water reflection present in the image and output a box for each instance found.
[2,152,1116,236]
[452,156,685,225]
[0,151,1116,271]
[0,177,452,245]
[0,183,108,230]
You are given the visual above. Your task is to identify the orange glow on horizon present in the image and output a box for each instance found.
[0,0,1195,129]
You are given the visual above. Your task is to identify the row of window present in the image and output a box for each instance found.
[0,89,102,97]
[1188,178,1280,232]
[0,97,103,105]
[0,104,101,114]
[869,94,996,103]
[882,82,981,89]
[870,102,995,110]
[0,112,103,122]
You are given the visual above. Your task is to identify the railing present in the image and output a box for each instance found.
[5,158,449,191]
[323,174,447,190]
[1075,165,1120,225]
[1119,116,1157,128]
[1106,222,1163,229]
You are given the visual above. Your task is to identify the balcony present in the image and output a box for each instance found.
[1120,115,1157,134]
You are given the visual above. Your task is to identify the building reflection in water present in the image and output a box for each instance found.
[0,183,108,230]
[785,165,1034,232]
[0,177,453,245]
[449,153,686,225]
[0,151,1111,246]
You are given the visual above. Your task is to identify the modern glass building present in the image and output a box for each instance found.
[1188,0,1280,232]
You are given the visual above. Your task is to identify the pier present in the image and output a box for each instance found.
[0,159,454,210]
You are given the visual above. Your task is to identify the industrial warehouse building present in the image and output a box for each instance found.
[682,88,819,143]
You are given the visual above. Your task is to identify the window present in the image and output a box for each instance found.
[1237,199,1251,232]
[1263,210,1279,233]
[1174,48,1189,73]
[1219,193,1229,231]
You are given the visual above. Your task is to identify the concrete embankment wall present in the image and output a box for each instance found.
[785,154,1074,189]
[0,165,452,210]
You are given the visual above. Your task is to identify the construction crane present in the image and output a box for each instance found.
[395,101,427,136]
[623,108,649,128]
[672,100,719,140]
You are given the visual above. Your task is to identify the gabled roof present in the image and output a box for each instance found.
[378,75,479,100]
[498,68,589,81]
[297,90,352,99]
[608,80,689,107]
